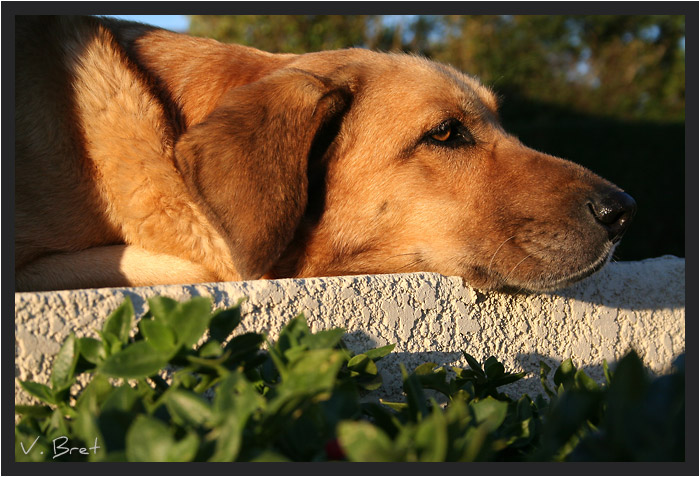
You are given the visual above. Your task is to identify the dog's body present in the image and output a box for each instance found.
[15,15,636,292]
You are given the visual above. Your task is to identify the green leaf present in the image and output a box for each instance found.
[574,369,600,392]
[337,421,397,462]
[471,396,508,433]
[46,407,71,440]
[379,400,410,412]
[164,389,214,428]
[101,332,124,356]
[602,359,613,385]
[285,349,345,393]
[125,415,196,462]
[173,370,200,389]
[553,358,577,391]
[414,361,438,375]
[214,371,265,418]
[607,350,649,401]
[319,380,361,425]
[347,354,376,374]
[168,297,213,348]
[75,374,113,415]
[533,389,603,461]
[198,340,224,358]
[99,341,171,379]
[103,298,134,344]
[209,301,244,343]
[362,402,402,439]
[139,319,178,354]
[539,361,555,398]
[209,373,264,461]
[208,414,244,462]
[463,424,490,461]
[363,343,396,361]
[348,355,383,391]
[414,404,449,461]
[125,416,167,461]
[167,431,199,462]
[484,356,505,380]
[78,337,106,365]
[300,327,346,350]
[101,384,140,413]
[19,381,56,405]
[490,372,527,388]
[185,353,230,369]
[261,350,344,439]
[358,376,383,391]
[146,296,179,323]
[401,364,429,421]
[14,405,53,419]
[415,363,451,397]
[95,386,141,456]
[515,395,534,422]
[225,332,265,362]
[51,333,79,392]
[451,388,473,403]
[274,314,311,359]
[463,352,486,378]
[73,406,105,461]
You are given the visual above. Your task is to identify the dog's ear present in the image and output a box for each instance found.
[174,68,350,279]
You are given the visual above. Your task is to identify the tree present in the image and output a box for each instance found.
[430,15,685,121]
[188,14,685,120]
[189,15,373,53]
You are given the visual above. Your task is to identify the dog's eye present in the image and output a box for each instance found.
[426,119,473,148]
[430,126,452,142]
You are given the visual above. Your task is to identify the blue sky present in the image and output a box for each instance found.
[105,15,190,32]
[102,15,416,35]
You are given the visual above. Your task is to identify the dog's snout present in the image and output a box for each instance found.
[588,190,637,243]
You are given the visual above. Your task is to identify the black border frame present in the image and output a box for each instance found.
[3,2,697,475]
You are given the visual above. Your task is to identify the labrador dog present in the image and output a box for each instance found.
[15,15,636,292]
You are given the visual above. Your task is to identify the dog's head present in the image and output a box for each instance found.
[175,49,636,292]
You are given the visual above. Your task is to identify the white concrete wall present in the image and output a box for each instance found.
[15,256,685,404]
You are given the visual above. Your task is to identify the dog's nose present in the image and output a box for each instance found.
[589,190,637,243]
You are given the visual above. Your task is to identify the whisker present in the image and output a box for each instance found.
[503,242,556,286]
[502,252,534,284]
[394,258,425,273]
[381,251,426,273]
[488,235,516,276]
[388,252,422,259]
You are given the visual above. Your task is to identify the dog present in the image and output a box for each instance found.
[15,15,636,293]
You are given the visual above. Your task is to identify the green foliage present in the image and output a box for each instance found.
[16,297,684,462]
[434,15,685,122]
[189,14,684,122]
[188,15,371,53]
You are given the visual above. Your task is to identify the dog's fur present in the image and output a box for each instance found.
[15,15,636,292]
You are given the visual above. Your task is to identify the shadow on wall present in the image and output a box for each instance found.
[360,349,641,404]
[548,265,684,310]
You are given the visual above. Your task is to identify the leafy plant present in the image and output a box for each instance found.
[15,296,392,462]
[15,296,684,462]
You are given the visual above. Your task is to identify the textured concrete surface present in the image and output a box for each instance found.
[15,256,685,405]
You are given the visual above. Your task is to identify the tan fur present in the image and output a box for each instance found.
[15,16,635,292]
